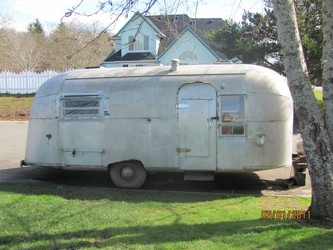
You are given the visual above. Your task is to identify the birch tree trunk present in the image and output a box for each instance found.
[272,0,333,220]
[323,0,333,149]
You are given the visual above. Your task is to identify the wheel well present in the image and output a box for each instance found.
[107,160,144,171]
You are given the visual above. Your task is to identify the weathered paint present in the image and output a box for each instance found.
[24,64,293,173]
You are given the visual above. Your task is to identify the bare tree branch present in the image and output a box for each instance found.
[62,0,158,59]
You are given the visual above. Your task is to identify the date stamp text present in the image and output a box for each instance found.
[261,210,310,220]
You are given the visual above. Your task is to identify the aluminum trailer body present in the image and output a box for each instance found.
[23,63,293,188]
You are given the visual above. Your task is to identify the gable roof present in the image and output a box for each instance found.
[115,12,165,38]
[157,27,221,61]
[146,14,227,60]
[103,50,156,62]
[102,13,227,66]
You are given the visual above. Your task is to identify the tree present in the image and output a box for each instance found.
[8,32,43,72]
[207,9,283,74]
[272,0,333,220]
[49,20,112,71]
[322,0,333,150]
[26,19,48,72]
[0,12,12,70]
[208,1,323,85]
[297,0,322,85]
[27,18,44,35]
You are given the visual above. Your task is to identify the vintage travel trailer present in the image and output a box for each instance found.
[22,62,294,188]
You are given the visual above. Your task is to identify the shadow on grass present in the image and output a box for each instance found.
[0,165,295,201]
[0,219,331,249]
[0,181,260,204]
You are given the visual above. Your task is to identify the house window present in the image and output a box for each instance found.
[179,51,198,61]
[128,35,149,51]
[220,95,245,135]
[60,94,102,120]
[144,35,149,50]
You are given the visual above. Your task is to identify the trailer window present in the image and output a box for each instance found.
[220,95,245,135]
[61,95,102,119]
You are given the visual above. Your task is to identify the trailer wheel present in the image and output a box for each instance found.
[109,161,147,189]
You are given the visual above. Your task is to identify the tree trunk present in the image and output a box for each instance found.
[323,0,333,149]
[272,0,333,220]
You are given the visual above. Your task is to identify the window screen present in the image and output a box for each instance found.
[128,36,134,51]
[220,95,245,135]
[61,95,101,119]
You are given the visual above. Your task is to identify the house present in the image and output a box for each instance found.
[101,12,227,67]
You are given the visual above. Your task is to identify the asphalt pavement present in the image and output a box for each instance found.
[0,121,311,197]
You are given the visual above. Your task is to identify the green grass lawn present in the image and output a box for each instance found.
[0,183,331,250]
[0,90,330,249]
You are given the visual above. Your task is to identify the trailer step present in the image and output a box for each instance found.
[184,171,214,181]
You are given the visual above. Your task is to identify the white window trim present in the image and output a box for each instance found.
[128,34,149,52]
[219,95,246,136]
[58,93,104,121]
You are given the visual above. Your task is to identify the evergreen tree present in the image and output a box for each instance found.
[208,1,323,85]
[27,18,44,35]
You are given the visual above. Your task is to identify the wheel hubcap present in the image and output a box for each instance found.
[120,166,135,181]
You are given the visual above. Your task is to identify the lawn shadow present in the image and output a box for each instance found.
[0,219,331,249]
[0,165,296,202]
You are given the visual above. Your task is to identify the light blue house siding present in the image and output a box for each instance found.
[157,28,221,65]
[102,13,226,67]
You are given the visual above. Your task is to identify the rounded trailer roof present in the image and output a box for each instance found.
[66,64,249,79]
[36,64,290,98]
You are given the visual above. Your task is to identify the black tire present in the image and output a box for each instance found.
[109,161,147,189]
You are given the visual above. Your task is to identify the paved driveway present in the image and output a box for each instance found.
[0,121,311,197]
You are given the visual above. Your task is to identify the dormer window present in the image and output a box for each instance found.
[128,35,149,51]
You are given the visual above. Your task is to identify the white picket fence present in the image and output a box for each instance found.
[0,70,63,94]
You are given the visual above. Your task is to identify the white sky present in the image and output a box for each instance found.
[0,0,265,33]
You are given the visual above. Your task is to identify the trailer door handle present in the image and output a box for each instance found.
[208,116,219,128]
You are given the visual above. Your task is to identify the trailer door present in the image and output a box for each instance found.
[177,83,217,170]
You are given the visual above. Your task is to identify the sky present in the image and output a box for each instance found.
[0,0,265,33]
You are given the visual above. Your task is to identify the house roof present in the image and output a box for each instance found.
[102,13,227,65]
[115,12,165,38]
[146,14,227,60]
[157,27,221,62]
[104,50,156,62]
